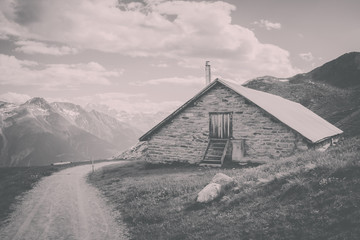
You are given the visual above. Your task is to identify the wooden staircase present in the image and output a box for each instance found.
[200,139,229,167]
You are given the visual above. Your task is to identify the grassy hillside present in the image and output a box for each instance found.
[298,52,360,88]
[89,137,360,239]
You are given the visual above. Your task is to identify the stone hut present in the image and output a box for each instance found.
[139,79,343,166]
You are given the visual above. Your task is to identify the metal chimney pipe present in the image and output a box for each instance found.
[205,61,211,85]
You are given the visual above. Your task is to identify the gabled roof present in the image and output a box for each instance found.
[139,79,343,143]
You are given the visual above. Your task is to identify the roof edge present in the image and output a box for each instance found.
[313,133,343,144]
[139,79,221,141]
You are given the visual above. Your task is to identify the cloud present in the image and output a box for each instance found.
[75,92,181,114]
[131,76,204,86]
[0,92,31,103]
[0,2,29,39]
[0,54,123,90]
[151,63,168,68]
[253,19,282,30]
[95,92,146,101]
[100,99,181,114]
[299,52,314,62]
[0,0,299,81]
[14,40,78,55]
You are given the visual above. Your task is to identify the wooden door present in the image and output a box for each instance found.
[209,113,232,139]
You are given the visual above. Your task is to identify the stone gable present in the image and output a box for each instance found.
[146,83,309,164]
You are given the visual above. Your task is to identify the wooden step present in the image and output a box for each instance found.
[200,139,229,167]
[212,142,227,146]
[205,153,223,158]
[212,146,226,150]
[205,153,222,157]
[202,160,221,164]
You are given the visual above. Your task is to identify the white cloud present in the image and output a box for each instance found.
[151,63,168,68]
[0,3,29,39]
[0,92,31,103]
[0,0,299,81]
[299,52,314,62]
[0,54,123,90]
[75,92,181,114]
[102,99,181,114]
[131,76,204,86]
[253,19,282,30]
[95,92,146,101]
[15,40,78,55]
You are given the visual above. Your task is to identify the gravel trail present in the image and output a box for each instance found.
[0,162,128,240]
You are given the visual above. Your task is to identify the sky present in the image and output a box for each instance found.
[0,0,359,114]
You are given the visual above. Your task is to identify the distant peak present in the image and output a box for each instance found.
[51,101,86,114]
[342,51,360,57]
[330,51,360,63]
[25,97,51,108]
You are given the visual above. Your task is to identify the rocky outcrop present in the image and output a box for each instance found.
[197,173,235,203]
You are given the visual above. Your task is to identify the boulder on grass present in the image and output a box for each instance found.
[211,173,235,188]
[196,173,235,203]
[197,183,222,203]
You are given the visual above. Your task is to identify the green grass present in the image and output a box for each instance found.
[88,138,360,240]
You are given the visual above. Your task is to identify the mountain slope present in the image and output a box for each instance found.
[0,98,119,166]
[85,103,169,132]
[51,102,142,151]
[292,52,360,88]
[244,52,360,137]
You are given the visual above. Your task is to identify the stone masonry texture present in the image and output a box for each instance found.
[145,83,310,164]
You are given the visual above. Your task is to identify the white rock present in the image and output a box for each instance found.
[196,173,235,203]
[197,183,222,203]
[211,173,234,188]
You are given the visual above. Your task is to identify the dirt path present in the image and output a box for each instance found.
[0,162,128,240]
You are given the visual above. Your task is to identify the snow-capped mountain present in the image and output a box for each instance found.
[51,102,142,150]
[85,103,170,132]
[0,98,142,166]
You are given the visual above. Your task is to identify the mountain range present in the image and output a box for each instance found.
[0,98,142,166]
[85,103,170,132]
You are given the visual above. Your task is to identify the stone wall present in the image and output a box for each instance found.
[146,83,310,164]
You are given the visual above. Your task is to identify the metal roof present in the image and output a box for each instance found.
[221,79,343,143]
[139,79,343,143]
